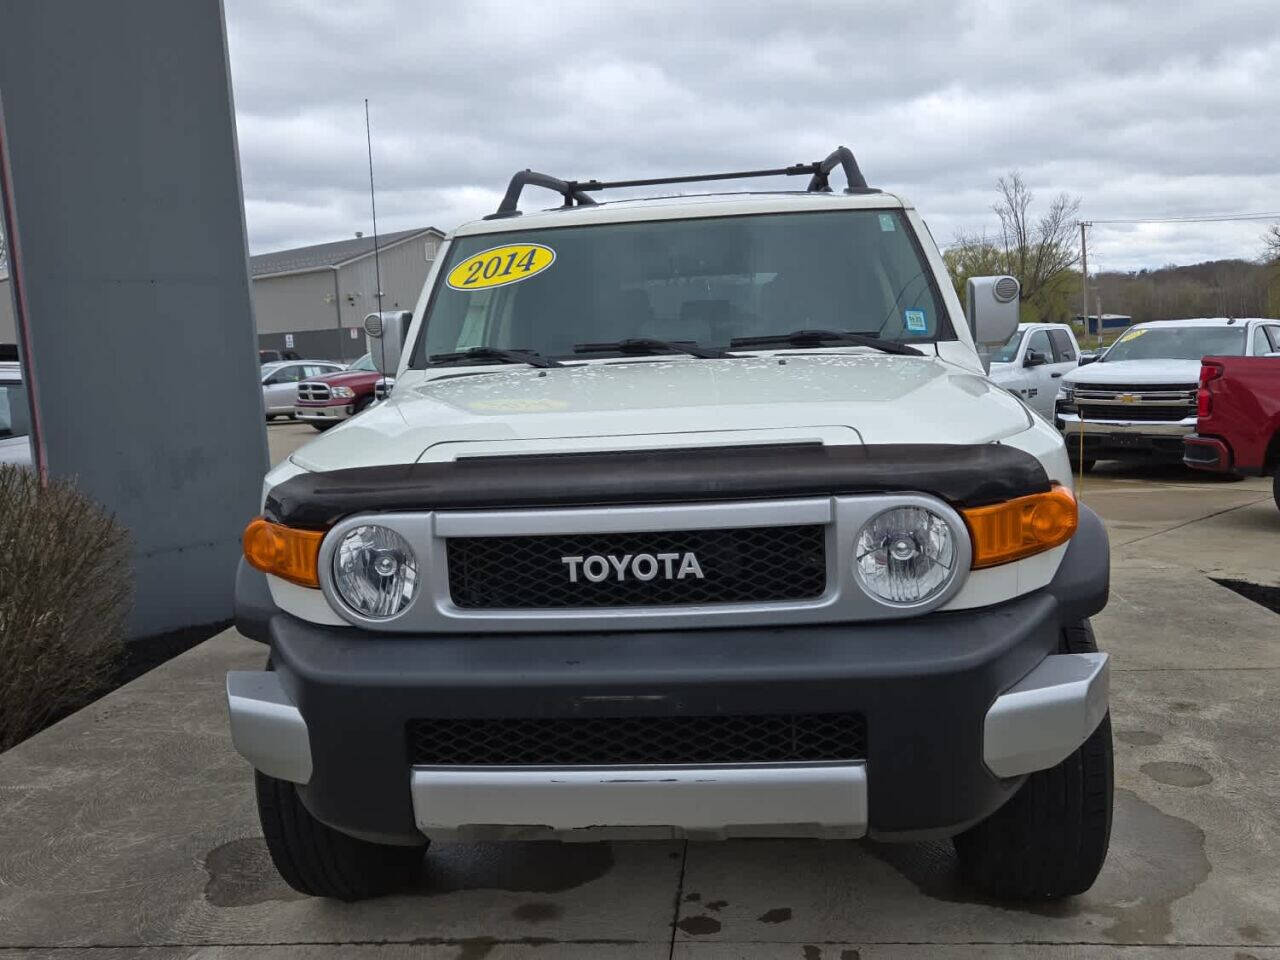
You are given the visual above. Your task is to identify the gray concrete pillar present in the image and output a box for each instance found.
[0,0,268,633]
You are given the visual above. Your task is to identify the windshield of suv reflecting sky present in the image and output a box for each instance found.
[0,382,30,439]
[1102,325,1246,362]
[991,331,1024,363]
[413,210,951,364]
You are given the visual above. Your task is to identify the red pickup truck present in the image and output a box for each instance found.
[1183,356,1280,510]
[294,353,392,431]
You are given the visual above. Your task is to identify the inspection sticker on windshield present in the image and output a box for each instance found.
[904,309,927,332]
[879,213,896,232]
[446,243,555,291]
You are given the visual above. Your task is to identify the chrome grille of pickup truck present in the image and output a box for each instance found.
[406,712,867,766]
[446,525,827,608]
[296,382,331,402]
[1073,384,1195,423]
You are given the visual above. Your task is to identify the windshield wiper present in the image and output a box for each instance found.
[729,329,924,356]
[573,338,731,359]
[427,346,563,368]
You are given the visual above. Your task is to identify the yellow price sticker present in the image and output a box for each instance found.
[446,243,555,291]
[1118,328,1147,343]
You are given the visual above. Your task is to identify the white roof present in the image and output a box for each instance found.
[453,190,910,238]
[1132,317,1266,329]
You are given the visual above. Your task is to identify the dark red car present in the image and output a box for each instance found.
[295,353,393,431]
[1184,355,1280,510]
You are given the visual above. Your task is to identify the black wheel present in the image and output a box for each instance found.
[954,621,1113,900]
[255,770,426,900]
[1273,470,1280,513]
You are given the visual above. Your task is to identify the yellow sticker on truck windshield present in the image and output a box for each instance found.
[446,243,555,291]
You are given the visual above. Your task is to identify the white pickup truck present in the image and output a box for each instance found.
[227,148,1114,903]
[1056,317,1280,470]
[987,322,1083,419]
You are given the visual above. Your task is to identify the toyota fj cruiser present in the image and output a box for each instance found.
[229,147,1113,902]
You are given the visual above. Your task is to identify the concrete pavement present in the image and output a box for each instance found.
[1,458,1278,959]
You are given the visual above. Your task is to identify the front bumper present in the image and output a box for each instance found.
[228,508,1110,845]
[1057,410,1194,459]
[295,403,355,422]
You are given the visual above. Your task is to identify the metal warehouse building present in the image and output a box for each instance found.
[3,229,445,361]
[250,226,443,361]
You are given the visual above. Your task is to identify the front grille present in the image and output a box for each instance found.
[1075,383,1196,394]
[1077,404,1192,422]
[446,525,827,609]
[297,382,331,402]
[406,712,867,766]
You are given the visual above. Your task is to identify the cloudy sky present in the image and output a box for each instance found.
[224,0,1280,272]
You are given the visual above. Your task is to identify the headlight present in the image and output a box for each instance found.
[1057,385,1075,403]
[331,385,356,399]
[331,524,418,618]
[853,506,958,605]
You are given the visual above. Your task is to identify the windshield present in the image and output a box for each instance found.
[991,330,1024,363]
[412,210,951,365]
[347,353,376,372]
[1103,325,1246,363]
[0,381,30,439]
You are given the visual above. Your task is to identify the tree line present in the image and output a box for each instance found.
[945,172,1280,324]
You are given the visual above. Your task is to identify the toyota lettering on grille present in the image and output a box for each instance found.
[561,551,705,584]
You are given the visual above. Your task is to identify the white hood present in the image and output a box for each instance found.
[287,354,1033,472]
[1062,358,1203,387]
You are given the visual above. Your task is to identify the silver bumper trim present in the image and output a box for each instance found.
[983,652,1109,778]
[409,761,868,840]
[226,671,312,784]
[1058,412,1195,438]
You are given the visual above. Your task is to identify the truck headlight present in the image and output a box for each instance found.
[331,385,356,399]
[853,506,958,605]
[331,524,418,618]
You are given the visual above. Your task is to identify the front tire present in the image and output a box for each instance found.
[953,621,1113,900]
[310,420,338,432]
[1273,470,1279,513]
[255,770,427,900]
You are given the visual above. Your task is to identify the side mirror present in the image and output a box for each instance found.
[965,276,1020,346]
[1024,349,1048,367]
[364,311,413,375]
[1078,354,1099,366]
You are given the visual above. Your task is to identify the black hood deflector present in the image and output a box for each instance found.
[265,443,1051,529]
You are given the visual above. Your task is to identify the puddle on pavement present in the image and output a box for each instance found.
[865,789,1210,942]
[202,837,305,907]
[1141,761,1214,787]
[420,840,614,895]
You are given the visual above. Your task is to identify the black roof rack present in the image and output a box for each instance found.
[485,146,877,219]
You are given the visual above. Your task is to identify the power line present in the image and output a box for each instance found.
[1087,212,1280,225]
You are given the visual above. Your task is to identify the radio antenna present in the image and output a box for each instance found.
[365,98,386,374]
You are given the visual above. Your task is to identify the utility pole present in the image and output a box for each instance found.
[1079,220,1090,339]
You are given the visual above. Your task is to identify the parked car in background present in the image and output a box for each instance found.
[987,322,1081,419]
[260,349,302,364]
[1184,355,1280,510]
[261,360,344,420]
[1055,317,1280,470]
[0,360,33,468]
[294,350,395,431]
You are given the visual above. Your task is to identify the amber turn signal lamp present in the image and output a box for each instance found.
[243,517,324,588]
[963,485,1078,570]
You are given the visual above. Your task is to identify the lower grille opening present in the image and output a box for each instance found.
[407,712,866,766]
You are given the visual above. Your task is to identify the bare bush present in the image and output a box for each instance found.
[0,465,131,751]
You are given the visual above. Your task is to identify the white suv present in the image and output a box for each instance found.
[227,148,1113,902]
